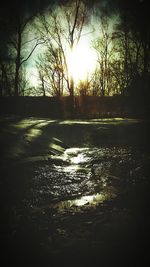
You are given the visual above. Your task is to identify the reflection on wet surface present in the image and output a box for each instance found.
[1,117,150,264]
[50,191,117,213]
[29,146,148,212]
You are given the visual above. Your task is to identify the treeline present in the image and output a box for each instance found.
[0,0,150,101]
[0,95,149,119]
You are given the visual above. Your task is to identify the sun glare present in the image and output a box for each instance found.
[67,39,97,83]
[27,38,97,90]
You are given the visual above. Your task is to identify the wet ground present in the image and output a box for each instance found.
[0,116,150,266]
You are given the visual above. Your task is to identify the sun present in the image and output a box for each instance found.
[67,38,97,84]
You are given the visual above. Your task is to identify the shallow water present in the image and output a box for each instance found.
[1,117,150,264]
[25,145,149,213]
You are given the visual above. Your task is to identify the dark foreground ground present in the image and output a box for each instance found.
[0,116,150,266]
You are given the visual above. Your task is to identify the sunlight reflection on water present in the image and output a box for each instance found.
[31,145,149,212]
[50,190,116,212]
[63,147,90,164]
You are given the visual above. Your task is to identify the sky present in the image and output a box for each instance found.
[0,0,149,87]
[1,0,148,38]
[1,0,148,24]
[0,0,148,58]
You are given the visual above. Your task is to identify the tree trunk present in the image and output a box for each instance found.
[14,64,20,96]
[143,43,149,77]
[69,75,75,117]
[14,23,21,96]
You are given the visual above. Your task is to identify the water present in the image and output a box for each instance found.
[1,117,150,264]
[25,146,148,212]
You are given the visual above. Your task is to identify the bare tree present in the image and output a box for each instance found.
[35,12,68,97]
[19,65,30,96]
[77,74,93,96]
[93,16,114,96]
[36,47,64,97]
[36,1,88,103]
[111,15,145,95]
[63,0,88,98]
[0,59,13,96]
[8,13,43,96]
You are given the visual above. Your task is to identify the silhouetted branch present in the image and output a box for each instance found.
[20,40,44,66]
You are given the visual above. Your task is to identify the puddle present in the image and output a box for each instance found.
[28,145,148,210]
[49,190,117,212]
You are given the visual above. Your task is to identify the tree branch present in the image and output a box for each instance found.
[20,40,44,66]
